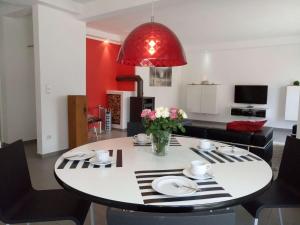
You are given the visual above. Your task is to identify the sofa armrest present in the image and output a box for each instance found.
[251,127,273,147]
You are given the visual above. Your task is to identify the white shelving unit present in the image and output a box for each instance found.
[285,86,300,121]
[186,84,220,114]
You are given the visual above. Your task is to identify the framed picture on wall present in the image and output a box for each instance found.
[149,67,172,87]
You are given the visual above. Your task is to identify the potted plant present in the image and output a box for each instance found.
[141,107,187,156]
[293,80,300,86]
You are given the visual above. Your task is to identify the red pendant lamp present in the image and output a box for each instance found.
[117,19,187,67]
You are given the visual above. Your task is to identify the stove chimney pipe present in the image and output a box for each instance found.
[116,75,143,97]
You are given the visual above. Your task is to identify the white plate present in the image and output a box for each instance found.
[133,137,151,145]
[194,145,216,152]
[89,156,113,166]
[63,150,95,161]
[217,146,248,157]
[151,176,198,197]
[183,168,213,180]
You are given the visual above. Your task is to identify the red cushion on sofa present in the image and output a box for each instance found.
[226,120,267,132]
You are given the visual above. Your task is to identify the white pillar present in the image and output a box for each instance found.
[32,4,86,155]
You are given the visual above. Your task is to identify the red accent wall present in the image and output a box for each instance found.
[86,38,135,115]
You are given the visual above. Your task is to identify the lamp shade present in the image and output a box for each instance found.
[117,22,187,67]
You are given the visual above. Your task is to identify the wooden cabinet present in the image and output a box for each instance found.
[68,95,88,149]
[186,84,220,114]
[285,86,300,121]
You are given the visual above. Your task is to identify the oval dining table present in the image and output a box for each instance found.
[54,135,273,213]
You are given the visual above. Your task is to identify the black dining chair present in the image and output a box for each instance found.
[0,140,91,225]
[242,136,300,225]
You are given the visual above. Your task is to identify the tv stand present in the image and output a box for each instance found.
[231,106,266,118]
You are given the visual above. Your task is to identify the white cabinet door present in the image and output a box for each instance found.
[186,85,201,113]
[285,86,300,121]
[200,85,218,114]
[186,85,219,114]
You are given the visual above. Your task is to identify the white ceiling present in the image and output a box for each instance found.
[87,0,300,45]
[72,0,94,3]
[0,1,32,17]
[1,0,300,45]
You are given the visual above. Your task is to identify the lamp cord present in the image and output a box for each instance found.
[151,1,154,22]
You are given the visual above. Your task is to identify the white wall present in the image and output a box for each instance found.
[0,15,36,143]
[0,18,4,142]
[181,43,300,129]
[86,27,121,43]
[136,67,183,108]
[33,4,86,155]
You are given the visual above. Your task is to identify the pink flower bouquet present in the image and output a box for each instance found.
[141,107,187,156]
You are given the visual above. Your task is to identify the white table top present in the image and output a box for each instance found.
[54,136,273,212]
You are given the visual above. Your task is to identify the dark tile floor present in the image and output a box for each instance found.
[1,130,299,225]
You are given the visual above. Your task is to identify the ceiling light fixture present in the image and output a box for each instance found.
[117,2,187,67]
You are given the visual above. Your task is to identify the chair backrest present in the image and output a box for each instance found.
[0,140,33,216]
[278,136,300,189]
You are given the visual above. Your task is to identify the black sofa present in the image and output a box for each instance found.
[127,121,273,163]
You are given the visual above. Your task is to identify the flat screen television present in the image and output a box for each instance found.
[234,85,268,104]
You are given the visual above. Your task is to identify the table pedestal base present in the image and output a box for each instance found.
[107,207,235,225]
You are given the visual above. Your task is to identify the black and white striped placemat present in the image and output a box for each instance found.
[134,169,232,205]
[169,136,181,146]
[134,136,182,147]
[190,148,262,164]
[57,149,123,169]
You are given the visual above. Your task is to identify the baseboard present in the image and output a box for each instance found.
[24,139,37,144]
[273,141,285,146]
[38,148,68,158]
[1,139,37,147]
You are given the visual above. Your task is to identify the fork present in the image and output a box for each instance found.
[83,160,115,164]
[217,145,235,153]
[172,182,200,191]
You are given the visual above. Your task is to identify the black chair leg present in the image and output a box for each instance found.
[278,208,284,225]
[252,208,285,225]
[90,203,96,225]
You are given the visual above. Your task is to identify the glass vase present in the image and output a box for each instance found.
[151,131,171,156]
